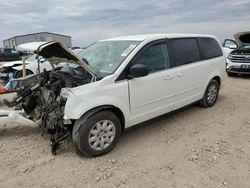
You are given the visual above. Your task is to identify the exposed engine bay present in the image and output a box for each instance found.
[231,32,250,55]
[230,47,250,55]
[4,63,93,154]
[1,42,98,154]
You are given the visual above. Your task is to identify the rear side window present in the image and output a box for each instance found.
[197,37,223,59]
[170,38,200,67]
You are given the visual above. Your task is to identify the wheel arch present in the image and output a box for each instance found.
[72,105,125,143]
[212,76,221,87]
[203,71,222,93]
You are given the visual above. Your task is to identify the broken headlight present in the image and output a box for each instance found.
[60,88,72,99]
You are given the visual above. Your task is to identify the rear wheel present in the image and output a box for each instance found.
[75,111,121,157]
[199,79,219,107]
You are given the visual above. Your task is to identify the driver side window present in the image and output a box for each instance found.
[134,43,170,73]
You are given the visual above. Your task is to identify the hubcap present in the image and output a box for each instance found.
[88,120,116,151]
[207,83,217,105]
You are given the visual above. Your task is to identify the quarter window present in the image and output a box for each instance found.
[198,37,223,59]
[134,43,169,73]
[170,38,200,67]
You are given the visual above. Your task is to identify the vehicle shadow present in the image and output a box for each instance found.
[121,103,201,140]
[0,125,40,138]
[217,93,226,103]
[229,74,250,79]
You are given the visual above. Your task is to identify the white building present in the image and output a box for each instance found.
[3,32,72,49]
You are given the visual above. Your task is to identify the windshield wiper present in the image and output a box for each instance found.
[81,57,101,78]
[82,57,90,65]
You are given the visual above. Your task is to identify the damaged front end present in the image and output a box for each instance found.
[1,42,98,154]
[230,32,250,55]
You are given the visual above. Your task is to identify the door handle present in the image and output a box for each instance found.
[177,72,185,77]
[164,75,174,80]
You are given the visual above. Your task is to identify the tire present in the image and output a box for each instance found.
[15,70,33,78]
[227,72,237,77]
[199,79,219,108]
[76,110,121,157]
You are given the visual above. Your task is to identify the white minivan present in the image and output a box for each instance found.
[0,34,226,156]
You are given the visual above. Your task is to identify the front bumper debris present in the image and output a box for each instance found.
[0,109,40,126]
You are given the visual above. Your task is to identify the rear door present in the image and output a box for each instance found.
[169,38,209,110]
[127,40,175,125]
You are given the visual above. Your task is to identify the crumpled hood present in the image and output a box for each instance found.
[37,42,97,77]
[234,32,250,48]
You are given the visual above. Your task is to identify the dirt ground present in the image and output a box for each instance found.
[0,76,250,188]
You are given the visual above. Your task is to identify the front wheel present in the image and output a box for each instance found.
[199,79,219,107]
[75,110,121,157]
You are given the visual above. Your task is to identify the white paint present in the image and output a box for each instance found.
[64,33,226,128]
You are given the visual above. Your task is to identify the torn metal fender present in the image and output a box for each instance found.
[0,110,41,126]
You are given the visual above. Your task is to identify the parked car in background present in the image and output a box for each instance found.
[0,42,51,82]
[0,42,83,83]
[0,54,52,78]
[0,34,226,157]
[223,31,250,76]
[0,48,21,61]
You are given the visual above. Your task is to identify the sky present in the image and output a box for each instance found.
[0,0,250,47]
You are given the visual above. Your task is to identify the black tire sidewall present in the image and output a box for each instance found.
[77,110,121,157]
[204,80,219,107]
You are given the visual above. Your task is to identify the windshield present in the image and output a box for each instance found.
[78,40,140,77]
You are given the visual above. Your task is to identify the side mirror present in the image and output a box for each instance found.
[223,39,238,49]
[128,64,148,79]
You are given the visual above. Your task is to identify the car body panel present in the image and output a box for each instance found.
[223,47,234,57]
[63,78,130,123]
[171,60,210,110]
[12,60,53,74]
[3,60,23,68]
[127,69,175,126]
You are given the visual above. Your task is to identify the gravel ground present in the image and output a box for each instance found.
[0,76,250,188]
